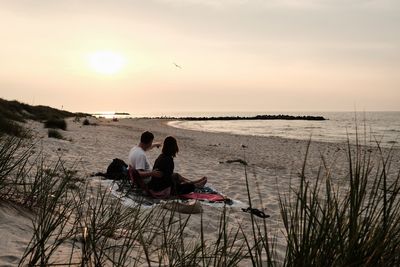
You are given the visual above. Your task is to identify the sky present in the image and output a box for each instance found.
[0,0,399,115]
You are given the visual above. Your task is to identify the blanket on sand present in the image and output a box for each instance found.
[97,178,244,209]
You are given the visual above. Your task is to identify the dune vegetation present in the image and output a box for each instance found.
[0,98,88,136]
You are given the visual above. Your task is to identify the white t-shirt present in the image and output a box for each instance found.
[128,146,152,183]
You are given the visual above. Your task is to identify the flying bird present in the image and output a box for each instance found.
[173,62,182,69]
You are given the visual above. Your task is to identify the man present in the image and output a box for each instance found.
[128,131,162,183]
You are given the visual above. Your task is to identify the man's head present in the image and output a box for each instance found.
[140,131,154,151]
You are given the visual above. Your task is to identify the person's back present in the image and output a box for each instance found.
[148,153,174,192]
[128,146,151,171]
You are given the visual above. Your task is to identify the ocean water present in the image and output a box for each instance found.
[167,112,400,147]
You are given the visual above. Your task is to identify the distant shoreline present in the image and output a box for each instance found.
[146,114,327,121]
[92,112,130,116]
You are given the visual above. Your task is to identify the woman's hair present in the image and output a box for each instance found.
[162,136,179,157]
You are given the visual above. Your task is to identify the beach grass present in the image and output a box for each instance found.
[0,127,399,266]
[47,129,64,139]
[0,116,27,137]
[83,118,90,126]
[279,136,400,266]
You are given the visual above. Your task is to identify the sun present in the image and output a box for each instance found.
[87,50,127,75]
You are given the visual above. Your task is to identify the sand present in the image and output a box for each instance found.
[1,117,399,265]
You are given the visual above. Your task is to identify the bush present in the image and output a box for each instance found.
[0,116,27,137]
[44,118,67,130]
[48,129,63,139]
[83,119,90,126]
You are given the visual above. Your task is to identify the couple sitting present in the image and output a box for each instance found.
[128,131,207,198]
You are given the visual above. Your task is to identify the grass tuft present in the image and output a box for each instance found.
[0,116,27,137]
[279,137,400,266]
[82,118,90,126]
[48,129,64,139]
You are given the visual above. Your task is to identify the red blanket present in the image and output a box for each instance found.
[179,192,226,202]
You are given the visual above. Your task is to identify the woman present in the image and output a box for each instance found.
[148,136,207,196]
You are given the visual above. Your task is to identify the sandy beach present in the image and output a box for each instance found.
[1,117,400,266]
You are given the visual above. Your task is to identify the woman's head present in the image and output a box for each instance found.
[162,136,179,157]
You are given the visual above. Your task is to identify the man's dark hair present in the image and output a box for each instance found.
[140,131,154,144]
[162,136,179,157]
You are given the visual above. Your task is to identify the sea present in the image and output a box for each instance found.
[96,111,400,147]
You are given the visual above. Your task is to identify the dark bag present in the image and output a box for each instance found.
[106,158,128,181]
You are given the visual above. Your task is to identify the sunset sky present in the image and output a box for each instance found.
[0,0,399,115]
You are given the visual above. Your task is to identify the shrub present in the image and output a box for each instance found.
[83,119,90,126]
[48,129,63,139]
[0,116,27,137]
[44,118,67,130]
